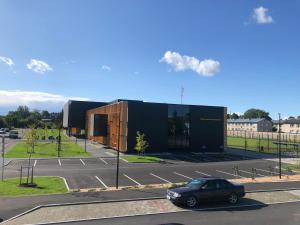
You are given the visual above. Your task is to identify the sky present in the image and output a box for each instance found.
[0,0,299,119]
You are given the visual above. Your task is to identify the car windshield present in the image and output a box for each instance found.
[186,179,207,189]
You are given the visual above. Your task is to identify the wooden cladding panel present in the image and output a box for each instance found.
[86,101,128,152]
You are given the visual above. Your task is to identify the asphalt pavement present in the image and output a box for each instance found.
[46,201,300,225]
[4,153,294,190]
[1,181,300,222]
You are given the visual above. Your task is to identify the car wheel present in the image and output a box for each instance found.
[228,193,239,204]
[186,196,197,208]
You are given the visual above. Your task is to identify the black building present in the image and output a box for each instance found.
[84,100,227,153]
[63,100,106,135]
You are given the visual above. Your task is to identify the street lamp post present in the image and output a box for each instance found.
[116,111,121,189]
[278,113,282,179]
[1,135,5,181]
[57,127,61,158]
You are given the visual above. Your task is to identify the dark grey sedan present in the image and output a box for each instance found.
[167,177,245,207]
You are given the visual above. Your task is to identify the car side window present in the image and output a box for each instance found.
[202,180,217,190]
[218,180,232,189]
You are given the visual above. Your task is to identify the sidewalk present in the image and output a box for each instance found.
[74,138,124,158]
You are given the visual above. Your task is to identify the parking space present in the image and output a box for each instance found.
[157,152,253,164]
[5,153,299,190]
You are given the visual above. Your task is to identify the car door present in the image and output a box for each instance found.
[197,180,219,202]
[216,179,233,200]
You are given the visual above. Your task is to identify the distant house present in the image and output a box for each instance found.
[273,118,300,133]
[227,118,272,132]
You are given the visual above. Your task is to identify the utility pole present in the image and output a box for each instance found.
[180,86,184,104]
[57,127,61,158]
[1,135,5,181]
[278,113,282,179]
[116,111,121,189]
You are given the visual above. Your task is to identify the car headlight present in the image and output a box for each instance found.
[173,192,181,198]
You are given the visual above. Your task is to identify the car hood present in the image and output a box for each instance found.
[168,186,192,194]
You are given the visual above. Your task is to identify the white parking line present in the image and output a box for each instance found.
[216,169,246,178]
[239,169,264,177]
[150,173,172,184]
[274,167,294,173]
[120,157,128,163]
[195,171,211,176]
[174,172,193,180]
[58,159,62,166]
[95,176,108,189]
[123,174,141,186]
[255,168,287,176]
[105,152,116,156]
[33,160,37,167]
[98,157,108,165]
[80,159,86,166]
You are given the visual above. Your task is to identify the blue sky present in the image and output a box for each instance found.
[0,0,299,119]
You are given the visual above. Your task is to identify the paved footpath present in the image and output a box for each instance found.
[3,190,300,225]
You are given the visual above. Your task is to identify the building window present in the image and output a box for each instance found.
[168,105,190,149]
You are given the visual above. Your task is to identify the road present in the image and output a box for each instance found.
[2,181,300,222]
[46,201,300,225]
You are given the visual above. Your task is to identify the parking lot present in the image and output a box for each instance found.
[5,152,296,190]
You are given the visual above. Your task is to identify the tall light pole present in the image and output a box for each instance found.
[1,135,5,181]
[115,110,121,189]
[278,113,282,179]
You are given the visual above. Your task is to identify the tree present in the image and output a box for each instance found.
[134,131,149,155]
[0,117,7,128]
[230,113,239,119]
[24,128,39,154]
[243,108,272,120]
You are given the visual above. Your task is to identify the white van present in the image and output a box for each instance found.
[9,130,19,139]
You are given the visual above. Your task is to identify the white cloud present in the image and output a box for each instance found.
[252,6,273,24]
[0,90,89,114]
[101,65,112,71]
[27,59,53,74]
[160,51,220,76]
[0,56,14,67]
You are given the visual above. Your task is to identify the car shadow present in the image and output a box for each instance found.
[176,197,267,212]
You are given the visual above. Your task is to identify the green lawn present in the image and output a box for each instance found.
[283,163,300,172]
[5,141,90,158]
[122,155,162,163]
[0,177,68,196]
[227,136,299,153]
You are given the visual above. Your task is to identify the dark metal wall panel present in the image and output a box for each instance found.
[63,100,106,129]
[190,106,226,152]
[127,101,168,153]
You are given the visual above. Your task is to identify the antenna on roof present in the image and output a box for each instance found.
[181,86,184,104]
